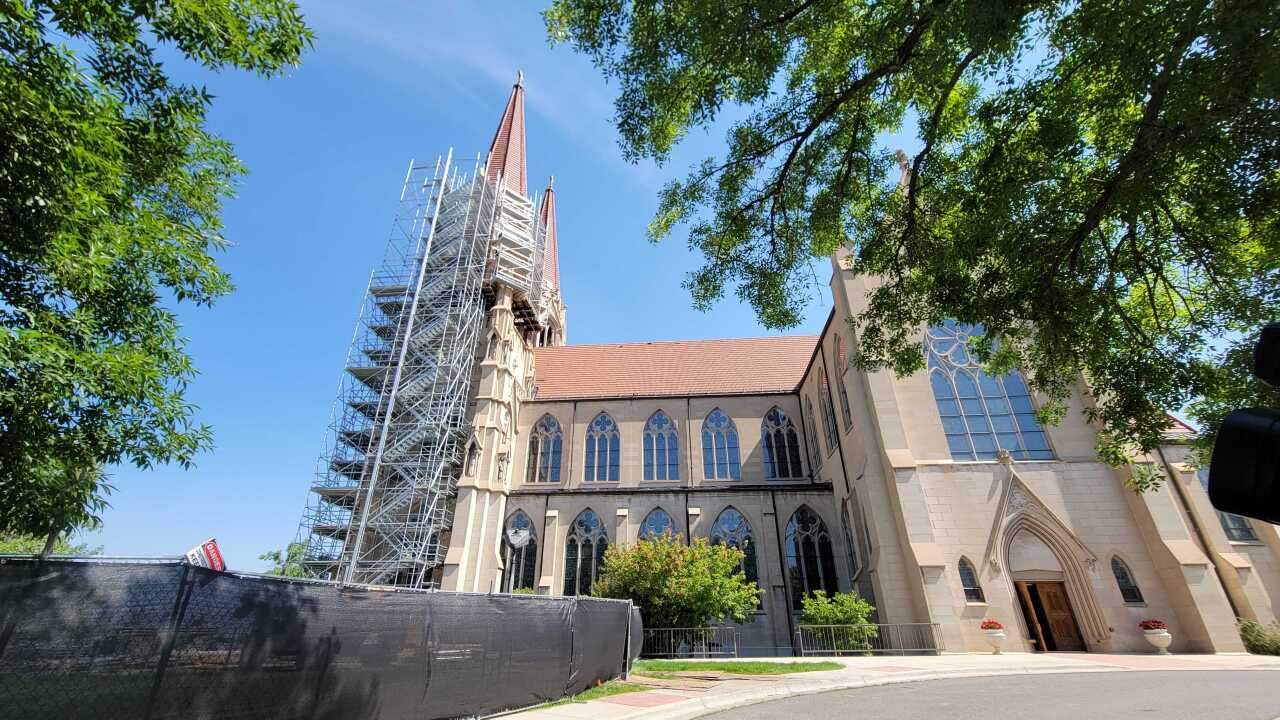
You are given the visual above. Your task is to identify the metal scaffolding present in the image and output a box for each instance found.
[296,149,546,588]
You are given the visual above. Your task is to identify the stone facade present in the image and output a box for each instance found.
[434,83,1280,656]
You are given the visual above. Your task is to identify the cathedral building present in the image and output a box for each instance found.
[301,75,1280,656]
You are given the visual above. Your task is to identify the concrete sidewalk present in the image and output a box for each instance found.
[499,653,1280,720]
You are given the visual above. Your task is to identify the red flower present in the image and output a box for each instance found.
[1139,619,1168,631]
[980,619,1003,630]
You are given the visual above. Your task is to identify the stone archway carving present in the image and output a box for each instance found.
[981,467,1110,646]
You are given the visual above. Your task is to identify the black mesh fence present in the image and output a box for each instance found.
[0,559,638,720]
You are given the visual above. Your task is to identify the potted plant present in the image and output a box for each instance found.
[1139,619,1172,654]
[980,619,1006,654]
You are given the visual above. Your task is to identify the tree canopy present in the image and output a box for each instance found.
[592,533,760,628]
[0,1,312,536]
[545,0,1280,471]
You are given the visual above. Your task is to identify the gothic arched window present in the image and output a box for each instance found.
[701,409,741,480]
[639,508,676,541]
[958,557,985,603]
[710,507,758,584]
[761,407,803,479]
[819,372,839,452]
[785,506,839,608]
[501,511,538,592]
[804,397,822,472]
[643,410,680,481]
[835,336,853,430]
[526,415,562,483]
[1197,467,1259,541]
[840,499,861,580]
[1111,557,1144,604]
[926,321,1053,461]
[564,509,608,596]
[584,412,620,482]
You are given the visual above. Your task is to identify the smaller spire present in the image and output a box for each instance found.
[515,69,524,87]
[547,174,554,189]
[539,177,560,293]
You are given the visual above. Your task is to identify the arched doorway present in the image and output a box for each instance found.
[1007,529,1085,651]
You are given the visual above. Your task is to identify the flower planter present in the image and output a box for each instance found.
[1143,629,1173,655]
[983,629,1006,654]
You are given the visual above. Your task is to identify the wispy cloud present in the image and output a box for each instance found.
[299,1,660,188]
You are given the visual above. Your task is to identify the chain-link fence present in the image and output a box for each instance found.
[0,559,638,719]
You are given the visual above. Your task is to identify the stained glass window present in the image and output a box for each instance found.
[701,409,741,480]
[526,415,562,483]
[819,373,839,452]
[710,507,758,584]
[926,321,1053,461]
[958,557,985,603]
[501,511,538,592]
[564,509,608,595]
[1111,556,1144,604]
[643,410,680,481]
[1197,467,1258,542]
[761,407,804,479]
[804,397,822,472]
[584,412,620,481]
[639,508,676,541]
[785,506,839,608]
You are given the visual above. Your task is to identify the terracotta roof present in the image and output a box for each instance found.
[538,177,559,291]
[486,71,527,196]
[532,336,819,400]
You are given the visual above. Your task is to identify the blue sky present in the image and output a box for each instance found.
[91,2,868,569]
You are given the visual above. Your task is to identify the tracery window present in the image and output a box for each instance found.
[584,412,620,482]
[526,415,562,483]
[926,321,1053,461]
[761,407,804,479]
[1110,556,1144,604]
[638,508,676,541]
[710,507,758,585]
[785,506,839,608]
[958,557,985,603]
[835,336,853,430]
[819,373,839,452]
[840,498,861,580]
[564,509,608,596]
[1198,467,1259,541]
[643,410,680,481]
[501,511,538,592]
[701,409,741,480]
[804,397,822,472]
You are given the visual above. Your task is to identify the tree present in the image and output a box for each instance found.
[545,0,1280,477]
[0,531,99,556]
[0,1,313,535]
[592,533,760,628]
[259,542,312,578]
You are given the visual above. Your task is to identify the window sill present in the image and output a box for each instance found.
[964,601,989,608]
[1228,540,1264,547]
[1123,602,1148,608]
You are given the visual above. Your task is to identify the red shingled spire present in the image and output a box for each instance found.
[539,175,559,292]
[486,70,527,196]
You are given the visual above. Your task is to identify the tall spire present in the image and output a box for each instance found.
[486,70,527,196]
[539,175,560,292]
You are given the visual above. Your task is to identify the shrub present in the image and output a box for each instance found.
[798,590,876,627]
[1138,619,1168,631]
[1238,618,1280,655]
[592,533,760,628]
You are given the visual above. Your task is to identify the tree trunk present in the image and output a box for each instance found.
[38,530,58,560]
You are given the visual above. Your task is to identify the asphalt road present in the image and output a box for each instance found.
[700,671,1280,720]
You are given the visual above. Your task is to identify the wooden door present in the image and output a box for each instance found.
[1038,582,1085,651]
[1014,582,1047,651]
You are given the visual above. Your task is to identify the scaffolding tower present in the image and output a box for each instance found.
[297,150,547,587]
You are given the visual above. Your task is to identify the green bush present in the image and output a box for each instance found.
[592,533,760,628]
[1238,618,1280,655]
[799,590,876,626]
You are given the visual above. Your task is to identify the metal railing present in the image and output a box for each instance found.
[642,627,739,658]
[796,623,943,656]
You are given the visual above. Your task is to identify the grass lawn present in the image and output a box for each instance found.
[542,681,650,707]
[632,659,843,678]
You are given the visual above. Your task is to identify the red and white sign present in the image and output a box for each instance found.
[184,537,227,572]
